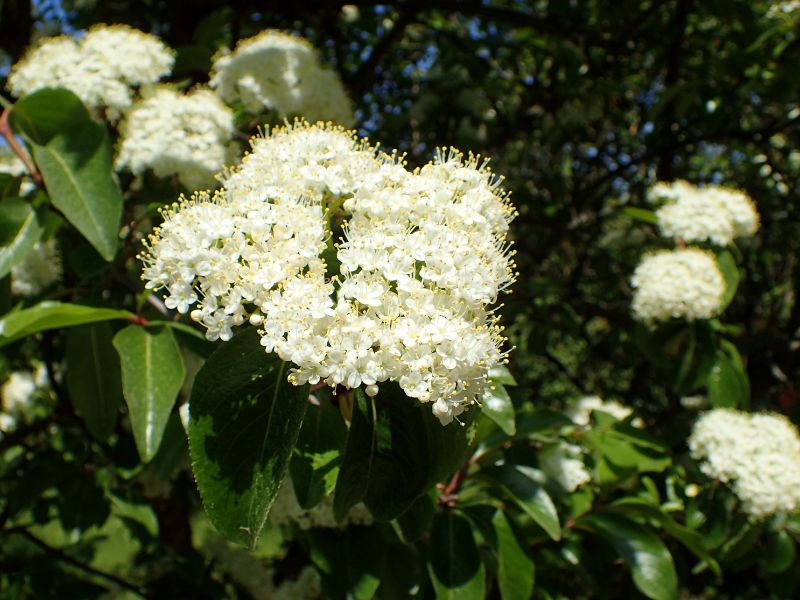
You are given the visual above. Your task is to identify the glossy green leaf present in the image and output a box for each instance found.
[290,389,347,509]
[188,327,309,548]
[10,88,123,260]
[429,512,486,600]
[707,348,749,409]
[585,421,671,477]
[66,322,123,440]
[482,380,516,435]
[492,510,535,600]
[113,325,186,463]
[334,384,473,522]
[309,527,386,600]
[716,250,740,309]
[0,197,43,279]
[623,206,659,225]
[763,530,796,574]
[0,300,133,346]
[480,464,561,541]
[487,364,518,386]
[579,513,678,600]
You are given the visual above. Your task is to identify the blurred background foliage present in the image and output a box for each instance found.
[1,0,800,598]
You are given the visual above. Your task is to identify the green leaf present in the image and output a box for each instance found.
[482,380,516,435]
[113,325,186,463]
[309,527,387,600]
[763,530,796,574]
[0,300,134,346]
[188,327,309,548]
[334,384,473,521]
[716,250,740,309]
[707,345,749,409]
[607,498,721,578]
[578,513,678,600]
[0,197,43,279]
[585,421,671,478]
[66,322,123,440]
[290,389,347,509]
[492,510,535,600]
[487,364,517,386]
[10,88,123,261]
[623,206,659,225]
[479,465,561,541]
[428,512,486,600]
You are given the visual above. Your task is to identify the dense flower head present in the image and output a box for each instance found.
[649,180,760,245]
[8,24,175,121]
[11,239,62,297]
[115,86,235,190]
[210,30,355,126]
[141,121,516,424]
[631,248,726,324]
[689,408,800,518]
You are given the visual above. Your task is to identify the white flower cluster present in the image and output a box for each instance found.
[539,441,591,492]
[768,1,800,17]
[210,30,354,126]
[630,248,726,325]
[8,25,174,121]
[0,366,48,435]
[566,395,633,426]
[141,121,516,424]
[269,477,373,530]
[689,408,800,518]
[115,86,235,190]
[11,239,62,297]
[649,180,760,246]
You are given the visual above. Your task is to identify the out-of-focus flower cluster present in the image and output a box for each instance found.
[689,408,800,518]
[269,477,373,530]
[141,121,516,424]
[649,180,759,246]
[210,30,354,126]
[0,366,49,436]
[115,86,235,190]
[10,239,62,297]
[7,24,174,122]
[631,248,725,325]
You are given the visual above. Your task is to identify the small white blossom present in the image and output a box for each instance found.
[8,25,174,121]
[567,395,633,426]
[11,239,62,296]
[210,30,354,126]
[689,408,800,518]
[539,441,592,492]
[115,86,235,190]
[649,180,759,245]
[631,248,726,325]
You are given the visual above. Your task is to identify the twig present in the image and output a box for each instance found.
[0,107,42,186]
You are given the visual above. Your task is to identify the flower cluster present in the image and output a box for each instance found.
[631,248,725,325]
[11,239,62,297]
[115,86,235,190]
[210,30,354,126]
[8,25,174,121]
[539,441,592,492]
[566,395,633,426]
[141,121,516,424]
[649,180,760,246]
[768,1,800,17]
[689,408,800,518]
[0,366,48,436]
[269,477,373,530]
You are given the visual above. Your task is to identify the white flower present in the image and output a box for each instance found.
[689,408,800,518]
[1,365,48,431]
[269,477,373,530]
[649,180,759,245]
[631,248,726,324]
[115,86,235,190]
[11,239,62,296]
[142,122,516,424]
[210,30,354,126]
[567,395,633,426]
[768,1,800,17]
[539,441,592,492]
[8,25,174,122]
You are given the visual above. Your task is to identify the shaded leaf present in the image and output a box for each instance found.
[492,510,535,600]
[428,512,486,600]
[716,250,740,310]
[0,197,43,279]
[188,327,309,547]
[309,527,386,600]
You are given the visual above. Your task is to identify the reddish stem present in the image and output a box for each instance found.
[0,107,42,186]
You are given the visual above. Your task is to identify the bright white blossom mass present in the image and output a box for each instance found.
[689,408,800,518]
[210,30,355,126]
[11,239,62,297]
[567,395,633,425]
[115,86,235,190]
[8,24,174,121]
[539,441,592,492]
[649,180,760,246]
[631,248,726,324]
[141,121,516,424]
